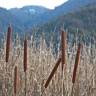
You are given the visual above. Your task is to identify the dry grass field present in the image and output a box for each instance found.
[0,26,96,96]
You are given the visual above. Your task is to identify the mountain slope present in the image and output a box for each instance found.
[54,0,96,15]
[9,6,50,26]
[0,7,26,33]
[0,6,50,33]
[35,0,96,25]
[37,3,96,43]
[8,0,96,29]
[0,0,96,34]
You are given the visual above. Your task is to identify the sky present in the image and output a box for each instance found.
[0,0,68,9]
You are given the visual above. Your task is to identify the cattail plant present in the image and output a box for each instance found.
[14,66,18,96]
[72,43,82,84]
[61,30,66,71]
[14,66,20,96]
[71,43,82,96]
[23,37,27,96]
[23,38,27,72]
[61,30,67,96]
[6,24,12,62]
[45,57,61,88]
[4,25,12,96]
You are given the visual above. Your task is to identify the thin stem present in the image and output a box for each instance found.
[5,62,8,96]
[25,71,27,96]
[61,69,64,96]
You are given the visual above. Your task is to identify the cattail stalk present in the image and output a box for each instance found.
[61,30,66,71]
[24,38,27,72]
[45,58,61,88]
[14,66,18,96]
[6,25,12,62]
[61,30,66,96]
[23,38,27,96]
[71,43,82,96]
[4,25,12,96]
[72,43,82,84]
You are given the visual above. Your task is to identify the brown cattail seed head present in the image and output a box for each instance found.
[14,66,18,94]
[23,38,27,72]
[72,43,82,84]
[61,30,66,71]
[6,25,12,62]
[45,57,61,88]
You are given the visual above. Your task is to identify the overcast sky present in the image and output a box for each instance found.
[0,0,68,9]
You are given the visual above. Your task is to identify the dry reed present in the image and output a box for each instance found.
[45,57,61,88]
[0,26,95,96]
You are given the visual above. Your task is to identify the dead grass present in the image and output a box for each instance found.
[0,29,96,96]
